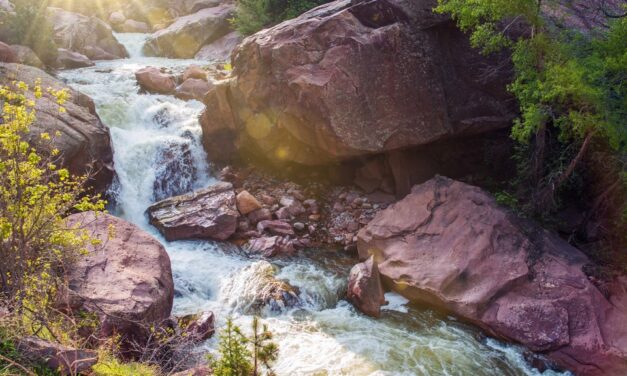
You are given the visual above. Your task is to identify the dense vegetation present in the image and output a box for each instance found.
[0,0,58,65]
[436,0,627,267]
[233,0,332,35]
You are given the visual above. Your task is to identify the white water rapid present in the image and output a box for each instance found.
[59,33,569,376]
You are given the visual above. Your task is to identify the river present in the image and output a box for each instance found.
[58,33,567,376]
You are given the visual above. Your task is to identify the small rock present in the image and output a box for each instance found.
[275,207,292,220]
[257,220,295,236]
[347,256,385,318]
[293,222,305,231]
[179,311,215,343]
[247,208,272,224]
[280,195,306,217]
[236,190,262,215]
[309,214,321,222]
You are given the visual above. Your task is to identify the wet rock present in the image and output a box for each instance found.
[152,141,196,201]
[347,256,386,318]
[0,41,17,63]
[64,212,174,342]
[56,48,94,69]
[136,66,177,94]
[175,78,213,101]
[148,181,239,241]
[47,7,128,59]
[231,261,300,311]
[195,31,242,62]
[17,337,98,376]
[0,63,114,192]
[257,220,295,237]
[83,45,119,61]
[144,4,235,58]
[357,176,627,376]
[247,208,272,224]
[236,190,262,215]
[247,236,296,258]
[178,311,215,343]
[200,0,514,165]
[279,196,306,217]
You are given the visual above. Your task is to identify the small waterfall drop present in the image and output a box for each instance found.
[58,34,569,376]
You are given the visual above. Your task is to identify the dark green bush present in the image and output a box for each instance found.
[233,0,332,35]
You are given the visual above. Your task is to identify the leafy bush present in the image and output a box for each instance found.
[436,0,626,264]
[0,0,58,65]
[233,0,332,35]
[0,80,105,341]
[92,354,158,376]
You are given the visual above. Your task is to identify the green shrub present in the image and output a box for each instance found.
[233,0,332,35]
[91,355,158,376]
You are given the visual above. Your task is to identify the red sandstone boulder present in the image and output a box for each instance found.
[175,78,213,101]
[0,63,114,192]
[347,256,386,318]
[147,181,240,241]
[56,48,94,69]
[247,236,295,257]
[136,67,177,95]
[47,7,128,59]
[183,65,208,81]
[143,4,235,58]
[357,176,627,376]
[179,311,215,343]
[10,45,44,68]
[195,31,241,62]
[236,190,262,215]
[257,220,295,237]
[17,337,97,375]
[0,41,17,63]
[65,212,174,342]
[200,0,514,165]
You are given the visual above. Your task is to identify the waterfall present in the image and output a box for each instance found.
[58,34,568,376]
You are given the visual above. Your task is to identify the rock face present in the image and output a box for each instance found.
[47,7,128,60]
[347,255,385,318]
[148,181,240,241]
[200,0,514,165]
[195,31,241,61]
[144,3,235,58]
[357,176,627,376]
[0,63,114,192]
[136,66,177,94]
[65,212,174,342]
[18,337,98,376]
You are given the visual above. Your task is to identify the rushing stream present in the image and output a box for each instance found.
[59,33,567,376]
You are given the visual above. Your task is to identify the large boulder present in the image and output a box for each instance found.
[0,63,114,192]
[357,176,627,376]
[175,78,213,101]
[10,45,45,68]
[147,181,240,241]
[56,48,94,69]
[199,0,514,165]
[143,3,235,58]
[194,31,241,61]
[17,337,98,376]
[47,7,128,60]
[0,41,17,63]
[136,66,177,95]
[347,255,385,318]
[64,212,174,342]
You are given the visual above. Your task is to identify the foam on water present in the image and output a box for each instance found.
[58,33,570,376]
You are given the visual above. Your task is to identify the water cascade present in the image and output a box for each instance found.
[58,33,567,376]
